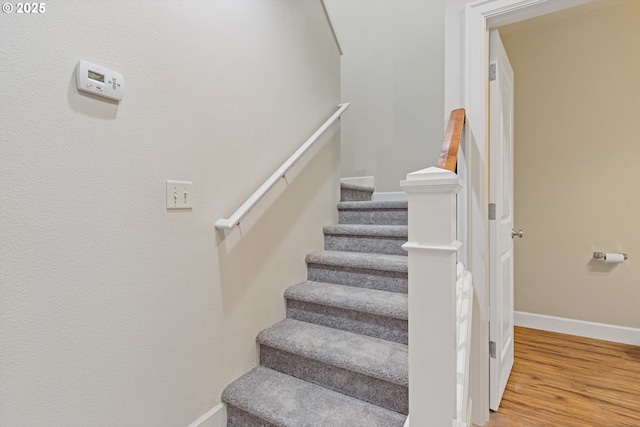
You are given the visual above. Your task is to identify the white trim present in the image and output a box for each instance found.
[340,176,375,188]
[456,124,468,267]
[401,167,463,195]
[402,241,462,254]
[457,7,492,416]
[371,191,407,202]
[187,403,226,427]
[321,0,343,55]
[479,0,595,28]
[515,311,640,346]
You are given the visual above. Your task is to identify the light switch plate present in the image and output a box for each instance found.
[166,180,193,210]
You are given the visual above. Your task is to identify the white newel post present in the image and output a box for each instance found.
[401,167,462,427]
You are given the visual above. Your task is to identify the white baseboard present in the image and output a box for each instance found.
[372,191,407,202]
[188,403,226,427]
[515,311,640,346]
[340,176,375,188]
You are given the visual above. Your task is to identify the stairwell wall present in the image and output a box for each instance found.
[324,0,445,192]
[0,1,340,425]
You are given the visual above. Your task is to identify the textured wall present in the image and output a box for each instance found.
[500,1,640,328]
[0,1,340,425]
[324,0,445,192]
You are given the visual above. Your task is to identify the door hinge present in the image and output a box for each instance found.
[489,340,497,359]
[489,63,497,82]
[489,203,496,220]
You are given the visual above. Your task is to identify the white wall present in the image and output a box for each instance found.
[444,0,468,115]
[325,0,445,192]
[0,1,340,425]
[500,1,640,329]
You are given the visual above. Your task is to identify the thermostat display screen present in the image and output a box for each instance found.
[88,70,105,83]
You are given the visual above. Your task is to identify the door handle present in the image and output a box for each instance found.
[512,229,524,239]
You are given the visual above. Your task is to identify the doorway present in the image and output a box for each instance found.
[447,0,611,425]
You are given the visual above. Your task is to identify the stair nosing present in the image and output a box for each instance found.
[285,281,408,320]
[257,318,407,386]
[323,224,408,238]
[306,250,407,273]
[222,366,407,426]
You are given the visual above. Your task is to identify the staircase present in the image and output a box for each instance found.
[222,184,409,427]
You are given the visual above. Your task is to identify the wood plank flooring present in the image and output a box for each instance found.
[488,326,640,427]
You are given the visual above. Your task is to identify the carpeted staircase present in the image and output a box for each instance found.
[222,184,409,427]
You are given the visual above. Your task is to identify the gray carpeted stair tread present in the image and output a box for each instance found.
[338,201,408,225]
[323,224,408,237]
[306,250,407,273]
[258,318,407,386]
[222,366,407,427]
[285,281,407,320]
[285,281,408,343]
[306,251,408,293]
[323,224,408,256]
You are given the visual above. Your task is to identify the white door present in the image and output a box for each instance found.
[489,29,517,411]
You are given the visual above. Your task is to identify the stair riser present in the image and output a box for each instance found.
[338,210,407,226]
[307,264,408,294]
[226,405,278,427]
[260,346,408,415]
[286,300,407,344]
[324,234,407,256]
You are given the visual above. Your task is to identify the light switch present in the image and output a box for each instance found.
[166,180,193,210]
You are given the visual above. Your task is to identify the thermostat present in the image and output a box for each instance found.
[76,60,125,101]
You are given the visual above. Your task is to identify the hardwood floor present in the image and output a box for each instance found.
[488,326,640,427]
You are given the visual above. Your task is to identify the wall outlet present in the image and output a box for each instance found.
[166,180,193,210]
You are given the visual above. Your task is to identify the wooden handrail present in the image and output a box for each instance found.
[437,108,465,172]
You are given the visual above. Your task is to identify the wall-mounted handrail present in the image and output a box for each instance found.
[437,109,465,172]
[321,0,343,55]
[215,103,350,230]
